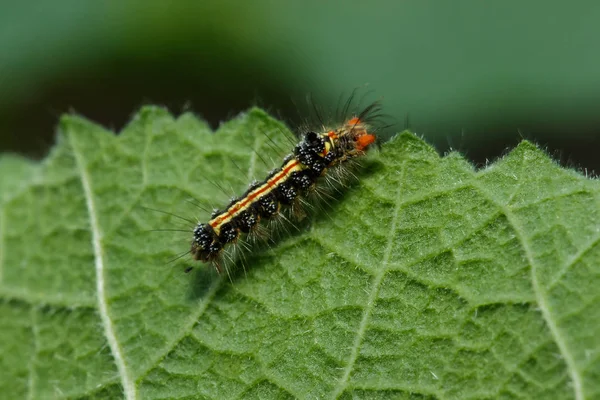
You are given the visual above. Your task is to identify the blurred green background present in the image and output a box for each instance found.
[1,1,599,171]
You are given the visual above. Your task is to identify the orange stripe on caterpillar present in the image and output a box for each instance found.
[209,159,302,230]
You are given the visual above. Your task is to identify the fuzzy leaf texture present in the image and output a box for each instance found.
[0,107,599,400]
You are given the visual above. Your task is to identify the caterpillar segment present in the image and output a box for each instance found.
[190,114,377,272]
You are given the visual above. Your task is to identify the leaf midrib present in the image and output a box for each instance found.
[329,157,409,399]
[68,131,137,400]
[471,180,584,400]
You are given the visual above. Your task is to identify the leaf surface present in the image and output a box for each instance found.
[0,107,599,400]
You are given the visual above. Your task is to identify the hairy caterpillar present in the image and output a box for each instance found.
[188,101,381,274]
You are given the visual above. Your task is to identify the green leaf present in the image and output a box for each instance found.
[1,107,599,400]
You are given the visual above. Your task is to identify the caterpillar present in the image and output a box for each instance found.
[189,101,381,274]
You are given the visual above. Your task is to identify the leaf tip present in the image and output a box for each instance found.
[384,130,439,158]
[513,139,540,152]
[135,105,173,121]
[57,113,84,133]
[245,107,284,127]
[509,139,555,166]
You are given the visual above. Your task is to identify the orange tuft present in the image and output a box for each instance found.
[328,131,338,139]
[356,133,376,151]
[347,117,361,126]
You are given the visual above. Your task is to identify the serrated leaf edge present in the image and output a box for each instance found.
[3,109,596,399]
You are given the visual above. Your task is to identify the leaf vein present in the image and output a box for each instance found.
[471,181,585,400]
[135,128,263,383]
[329,160,407,399]
[547,234,600,291]
[26,307,39,400]
[0,206,4,284]
[134,257,225,382]
[68,132,137,400]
